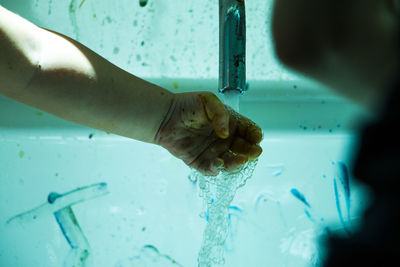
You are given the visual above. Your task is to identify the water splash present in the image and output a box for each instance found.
[193,159,258,267]
[280,228,319,265]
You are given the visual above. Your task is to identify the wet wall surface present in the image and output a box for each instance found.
[0,0,290,81]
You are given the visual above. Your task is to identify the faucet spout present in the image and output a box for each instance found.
[219,0,246,95]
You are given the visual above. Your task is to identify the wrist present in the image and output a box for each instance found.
[141,86,174,144]
[153,92,177,146]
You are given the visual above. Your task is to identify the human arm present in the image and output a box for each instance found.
[271,0,399,111]
[0,5,173,143]
[0,5,262,175]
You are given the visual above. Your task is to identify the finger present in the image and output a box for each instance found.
[230,137,263,159]
[236,118,263,144]
[200,93,230,139]
[189,139,232,176]
[220,151,248,172]
[246,125,263,144]
[201,138,232,160]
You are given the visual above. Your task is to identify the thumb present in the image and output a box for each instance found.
[200,93,230,139]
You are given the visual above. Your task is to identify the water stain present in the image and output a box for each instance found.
[228,206,243,213]
[7,182,108,224]
[139,0,149,7]
[79,0,86,8]
[290,188,310,208]
[304,209,315,223]
[48,0,53,15]
[18,150,25,159]
[225,206,242,252]
[6,183,107,267]
[333,161,352,234]
[105,16,112,24]
[337,161,351,222]
[48,192,62,204]
[333,178,350,234]
[254,192,272,210]
[130,245,182,266]
[54,206,91,266]
[69,0,80,40]
[266,163,285,177]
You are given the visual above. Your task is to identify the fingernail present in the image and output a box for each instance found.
[220,127,229,138]
[249,146,262,158]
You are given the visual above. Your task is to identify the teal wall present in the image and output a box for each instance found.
[0,1,371,267]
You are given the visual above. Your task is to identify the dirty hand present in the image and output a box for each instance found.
[155,92,263,176]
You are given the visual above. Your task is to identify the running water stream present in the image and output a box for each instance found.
[196,91,258,267]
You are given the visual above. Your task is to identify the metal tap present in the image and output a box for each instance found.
[219,0,247,94]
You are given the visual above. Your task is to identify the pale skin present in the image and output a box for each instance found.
[272,0,399,112]
[0,5,262,176]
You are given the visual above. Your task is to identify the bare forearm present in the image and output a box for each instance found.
[22,30,173,143]
[0,6,173,143]
[0,5,40,93]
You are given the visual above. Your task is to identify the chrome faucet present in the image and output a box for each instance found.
[219,0,247,95]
